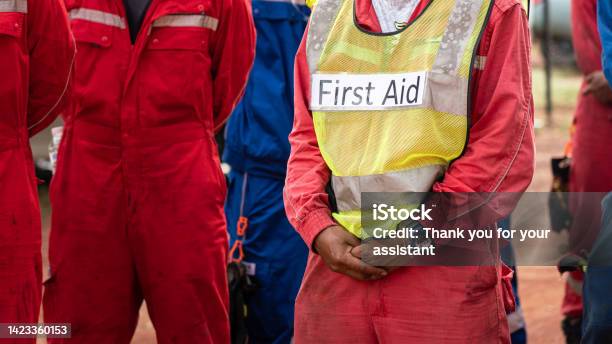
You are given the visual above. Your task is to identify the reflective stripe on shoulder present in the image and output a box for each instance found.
[152,14,219,31]
[69,8,126,29]
[474,55,487,70]
[0,0,27,13]
[432,0,486,75]
[306,0,343,73]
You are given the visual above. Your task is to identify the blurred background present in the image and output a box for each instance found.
[29,0,589,342]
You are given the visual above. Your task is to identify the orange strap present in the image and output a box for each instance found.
[229,216,249,263]
[229,173,250,263]
[564,124,575,157]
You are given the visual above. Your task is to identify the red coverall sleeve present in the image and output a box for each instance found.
[210,0,256,132]
[26,0,75,136]
[284,27,338,249]
[432,3,535,195]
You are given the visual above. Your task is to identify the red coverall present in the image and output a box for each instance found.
[561,0,612,319]
[284,0,535,342]
[0,0,74,336]
[42,1,255,343]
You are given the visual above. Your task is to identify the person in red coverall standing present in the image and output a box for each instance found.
[284,0,534,342]
[559,1,612,343]
[0,0,74,341]
[42,1,255,343]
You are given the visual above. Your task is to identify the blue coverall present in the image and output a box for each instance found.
[582,193,612,343]
[223,1,309,343]
[599,0,612,84]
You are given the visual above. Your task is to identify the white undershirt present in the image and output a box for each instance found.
[371,0,420,33]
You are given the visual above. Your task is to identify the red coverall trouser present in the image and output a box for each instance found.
[42,1,255,343]
[0,1,73,342]
[296,257,514,344]
[44,122,229,344]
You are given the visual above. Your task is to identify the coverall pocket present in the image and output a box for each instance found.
[71,21,113,48]
[140,23,212,128]
[0,12,24,39]
[146,26,208,51]
[466,265,498,295]
[68,20,115,122]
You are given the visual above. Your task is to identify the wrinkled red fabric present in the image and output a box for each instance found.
[561,0,612,317]
[0,0,74,340]
[296,255,515,343]
[42,1,255,343]
[285,0,533,342]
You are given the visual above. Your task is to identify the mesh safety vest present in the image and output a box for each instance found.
[307,0,495,237]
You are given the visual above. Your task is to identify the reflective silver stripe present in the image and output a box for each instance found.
[432,0,486,75]
[306,0,342,73]
[411,71,469,115]
[69,8,126,29]
[474,55,487,70]
[425,72,469,115]
[0,0,27,13]
[153,14,219,31]
[332,165,445,212]
[507,307,526,334]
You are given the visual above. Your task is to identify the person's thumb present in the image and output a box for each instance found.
[340,230,361,247]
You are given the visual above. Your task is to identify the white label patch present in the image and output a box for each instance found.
[310,72,427,111]
[242,261,256,276]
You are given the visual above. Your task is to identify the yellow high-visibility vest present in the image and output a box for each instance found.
[307,0,494,237]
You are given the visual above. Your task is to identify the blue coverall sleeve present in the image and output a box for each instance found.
[599,0,612,85]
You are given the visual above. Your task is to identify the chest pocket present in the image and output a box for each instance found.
[137,12,218,128]
[147,13,217,51]
[0,0,27,35]
[71,21,113,49]
[0,7,26,119]
[0,12,25,41]
[68,8,121,48]
[66,6,122,123]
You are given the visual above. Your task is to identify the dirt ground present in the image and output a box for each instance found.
[31,54,582,343]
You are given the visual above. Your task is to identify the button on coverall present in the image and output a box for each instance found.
[284,0,535,342]
[42,1,255,343]
[0,0,74,338]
